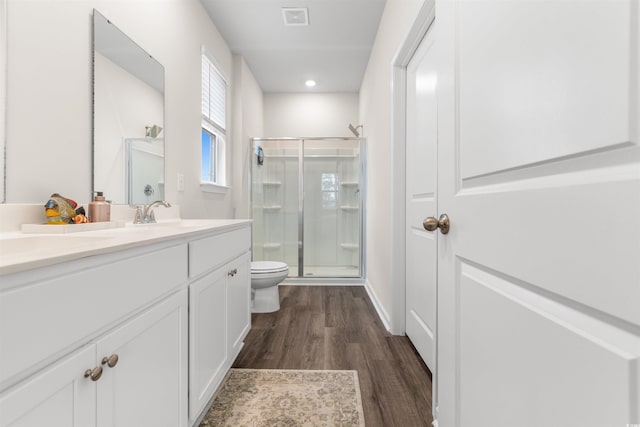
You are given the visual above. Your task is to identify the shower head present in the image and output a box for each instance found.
[145,125,163,138]
[348,124,363,137]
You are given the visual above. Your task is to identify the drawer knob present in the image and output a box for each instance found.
[84,366,103,381]
[228,268,238,277]
[101,354,119,368]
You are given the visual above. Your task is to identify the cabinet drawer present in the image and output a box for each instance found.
[0,243,188,387]
[189,227,250,278]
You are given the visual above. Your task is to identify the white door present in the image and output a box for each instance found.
[435,1,640,426]
[97,290,188,427]
[405,23,438,372]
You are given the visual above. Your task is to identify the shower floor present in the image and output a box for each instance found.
[287,265,360,278]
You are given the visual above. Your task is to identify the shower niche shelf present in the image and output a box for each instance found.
[340,243,359,250]
[262,205,282,211]
[262,243,282,250]
[340,205,359,211]
[262,181,281,186]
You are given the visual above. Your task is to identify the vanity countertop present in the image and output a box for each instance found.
[0,219,252,276]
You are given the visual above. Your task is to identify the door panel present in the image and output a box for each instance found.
[436,0,640,425]
[406,24,438,371]
[459,262,638,427]
[457,0,634,179]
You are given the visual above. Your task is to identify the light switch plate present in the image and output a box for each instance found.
[177,173,184,192]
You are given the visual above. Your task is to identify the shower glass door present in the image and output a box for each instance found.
[303,139,361,277]
[251,139,300,277]
[251,138,364,279]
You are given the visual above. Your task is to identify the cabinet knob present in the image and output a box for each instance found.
[101,354,119,368]
[84,366,103,381]
[228,268,238,277]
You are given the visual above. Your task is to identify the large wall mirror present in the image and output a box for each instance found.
[0,0,6,203]
[93,10,164,205]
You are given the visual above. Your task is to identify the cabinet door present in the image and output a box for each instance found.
[0,345,96,427]
[188,266,228,424]
[96,290,188,427]
[227,252,251,359]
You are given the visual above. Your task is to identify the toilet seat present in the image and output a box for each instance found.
[251,261,289,275]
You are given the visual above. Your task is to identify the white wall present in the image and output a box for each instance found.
[263,93,358,137]
[232,55,264,219]
[359,0,424,324]
[5,0,261,220]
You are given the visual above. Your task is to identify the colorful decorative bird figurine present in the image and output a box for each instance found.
[44,193,78,224]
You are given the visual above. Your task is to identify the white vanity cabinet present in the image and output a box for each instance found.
[0,220,252,427]
[188,227,251,424]
[0,290,188,427]
[0,241,189,427]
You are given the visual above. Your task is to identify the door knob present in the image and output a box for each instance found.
[423,214,450,235]
[101,354,119,368]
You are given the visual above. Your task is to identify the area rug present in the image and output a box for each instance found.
[200,369,365,427]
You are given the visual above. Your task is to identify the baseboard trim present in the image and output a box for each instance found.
[282,280,364,287]
[364,280,392,332]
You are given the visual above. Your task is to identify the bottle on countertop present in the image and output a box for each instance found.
[88,191,111,222]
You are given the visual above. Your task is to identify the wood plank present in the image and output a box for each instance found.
[233,285,433,426]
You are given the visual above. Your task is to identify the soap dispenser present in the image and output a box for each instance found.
[88,192,111,222]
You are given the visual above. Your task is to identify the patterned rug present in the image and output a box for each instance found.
[200,369,365,427]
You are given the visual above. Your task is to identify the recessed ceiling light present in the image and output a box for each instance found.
[305,80,316,87]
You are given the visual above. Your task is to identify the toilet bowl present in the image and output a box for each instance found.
[251,261,289,313]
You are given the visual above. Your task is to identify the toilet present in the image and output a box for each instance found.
[250,261,289,313]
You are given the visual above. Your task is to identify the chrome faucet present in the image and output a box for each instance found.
[133,200,171,224]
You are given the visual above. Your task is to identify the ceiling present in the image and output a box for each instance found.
[200,0,387,93]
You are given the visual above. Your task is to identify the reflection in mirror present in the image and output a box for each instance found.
[93,10,164,205]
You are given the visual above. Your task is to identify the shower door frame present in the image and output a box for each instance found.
[250,137,367,282]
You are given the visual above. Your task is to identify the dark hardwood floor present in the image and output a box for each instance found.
[233,285,434,427]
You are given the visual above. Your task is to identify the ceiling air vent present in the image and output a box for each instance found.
[282,8,309,26]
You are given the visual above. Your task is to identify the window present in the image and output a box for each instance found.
[201,49,228,190]
[201,128,217,183]
[321,173,338,209]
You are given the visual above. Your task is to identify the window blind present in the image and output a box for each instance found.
[201,54,226,131]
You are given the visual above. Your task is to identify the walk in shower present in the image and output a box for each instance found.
[251,138,365,279]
